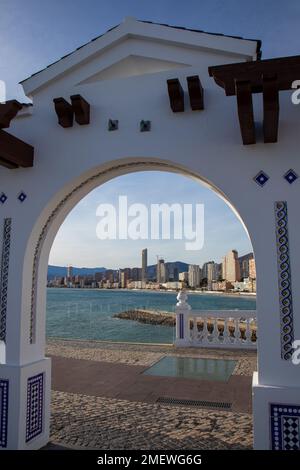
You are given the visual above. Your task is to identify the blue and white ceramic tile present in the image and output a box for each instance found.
[26,373,44,443]
[271,404,300,450]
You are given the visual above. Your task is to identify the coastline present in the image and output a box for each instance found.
[47,288,256,343]
[188,290,256,297]
[47,286,256,298]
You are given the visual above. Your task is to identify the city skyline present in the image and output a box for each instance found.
[52,248,253,276]
[49,249,253,272]
[48,246,256,293]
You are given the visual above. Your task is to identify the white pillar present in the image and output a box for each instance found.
[0,217,51,450]
[252,200,300,450]
[174,290,191,347]
[0,359,51,450]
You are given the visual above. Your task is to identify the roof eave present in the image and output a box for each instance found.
[20,18,261,96]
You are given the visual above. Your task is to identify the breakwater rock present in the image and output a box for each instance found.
[114,309,175,326]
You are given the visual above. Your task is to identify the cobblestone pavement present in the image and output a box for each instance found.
[48,340,256,449]
[46,339,257,375]
[51,390,253,450]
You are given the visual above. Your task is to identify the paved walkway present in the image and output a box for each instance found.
[48,339,256,450]
[50,391,253,450]
[51,355,252,413]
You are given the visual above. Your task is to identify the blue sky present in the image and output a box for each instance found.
[50,171,252,268]
[1,1,299,268]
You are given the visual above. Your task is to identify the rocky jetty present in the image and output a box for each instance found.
[114,309,175,326]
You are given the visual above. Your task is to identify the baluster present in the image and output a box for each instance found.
[199,317,203,343]
[254,320,257,344]
[230,318,238,344]
[191,317,195,342]
[199,317,204,343]
[227,317,234,344]
[194,317,199,343]
[189,317,192,342]
[203,317,208,344]
[212,317,218,343]
[245,318,251,344]
[194,317,198,343]
[216,317,222,343]
[250,318,257,344]
[223,318,230,344]
[206,317,212,342]
[217,318,223,343]
[237,318,243,343]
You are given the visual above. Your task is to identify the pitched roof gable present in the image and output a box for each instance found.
[21,17,262,95]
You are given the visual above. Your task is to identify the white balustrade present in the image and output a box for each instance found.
[175,290,257,349]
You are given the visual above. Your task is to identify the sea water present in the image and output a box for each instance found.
[46,288,256,344]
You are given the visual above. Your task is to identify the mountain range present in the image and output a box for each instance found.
[48,265,106,279]
[47,261,190,279]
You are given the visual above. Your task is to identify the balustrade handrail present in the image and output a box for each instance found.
[175,290,257,349]
[184,309,256,319]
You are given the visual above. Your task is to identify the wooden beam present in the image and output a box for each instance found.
[187,76,204,110]
[53,97,73,128]
[0,130,34,168]
[70,95,90,125]
[0,100,22,129]
[235,80,256,145]
[167,78,184,112]
[0,157,18,169]
[209,55,300,96]
[263,75,279,143]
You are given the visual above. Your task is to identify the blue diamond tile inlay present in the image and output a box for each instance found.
[284,169,298,184]
[18,192,27,203]
[254,171,270,187]
[0,193,7,204]
[270,404,300,450]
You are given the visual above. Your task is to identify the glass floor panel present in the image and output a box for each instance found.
[143,356,237,382]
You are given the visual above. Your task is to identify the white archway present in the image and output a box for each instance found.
[15,156,256,448]
[25,157,254,344]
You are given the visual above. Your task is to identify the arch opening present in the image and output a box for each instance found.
[21,157,256,349]
[36,160,257,449]
[0,157,260,451]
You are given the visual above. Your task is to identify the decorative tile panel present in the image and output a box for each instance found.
[284,169,298,184]
[0,219,12,342]
[254,171,269,187]
[0,379,9,448]
[108,119,118,131]
[18,192,27,203]
[26,373,44,443]
[0,193,7,204]
[140,120,151,132]
[271,404,300,450]
[274,202,294,360]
